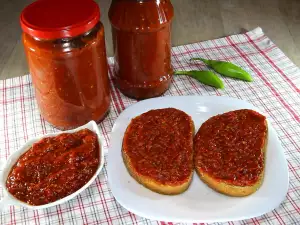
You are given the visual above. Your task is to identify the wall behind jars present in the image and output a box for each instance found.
[0,0,300,79]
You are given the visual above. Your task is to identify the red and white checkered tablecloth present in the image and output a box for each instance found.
[1,27,300,225]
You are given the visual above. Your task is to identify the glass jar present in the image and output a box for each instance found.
[109,0,174,99]
[20,0,110,130]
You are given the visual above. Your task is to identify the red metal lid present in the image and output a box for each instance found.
[20,0,100,40]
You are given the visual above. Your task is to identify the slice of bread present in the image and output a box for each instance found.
[122,108,194,195]
[194,109,268,197]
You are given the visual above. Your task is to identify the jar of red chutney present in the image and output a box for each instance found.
[109,0,174,99]
[20,0,110,130]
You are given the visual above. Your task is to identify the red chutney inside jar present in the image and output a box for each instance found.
[109,0,174,99]
[21,0,110,130]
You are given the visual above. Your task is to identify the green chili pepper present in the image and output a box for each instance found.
[191,58,253,82]
[174,70,224,89]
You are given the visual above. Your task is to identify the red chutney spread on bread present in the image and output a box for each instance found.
[122,108,194,185]
[194,109,267,186]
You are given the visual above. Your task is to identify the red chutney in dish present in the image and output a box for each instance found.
[109,0,174,99]
[122,108,194,185]
[6,129,100,206]
[194,109,267,186]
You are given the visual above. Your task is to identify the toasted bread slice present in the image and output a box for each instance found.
[194,109,268,197]
[122,108,194,195]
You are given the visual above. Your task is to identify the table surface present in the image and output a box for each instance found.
[1,27,300,224]
[1,0,300,80]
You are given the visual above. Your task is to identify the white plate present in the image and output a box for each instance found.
[107,96,289,223]
[0,121,105,210]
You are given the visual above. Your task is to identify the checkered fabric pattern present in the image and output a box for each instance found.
[0,27,299,225]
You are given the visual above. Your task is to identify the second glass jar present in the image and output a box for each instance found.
[109,0,174,99]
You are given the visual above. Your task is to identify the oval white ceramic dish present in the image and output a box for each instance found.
[0,120,105,210]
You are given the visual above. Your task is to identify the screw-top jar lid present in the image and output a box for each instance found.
[20,0,100,40]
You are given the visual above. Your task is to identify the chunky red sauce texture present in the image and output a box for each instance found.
[123,108,194,185]
[6,129,100,206]
[109,0,174,99]
[194,109,267,186]
[23,23,110,130]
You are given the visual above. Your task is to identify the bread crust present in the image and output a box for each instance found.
[123,151,193,195]
[195,133,267,196]
[122,108,194,195]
